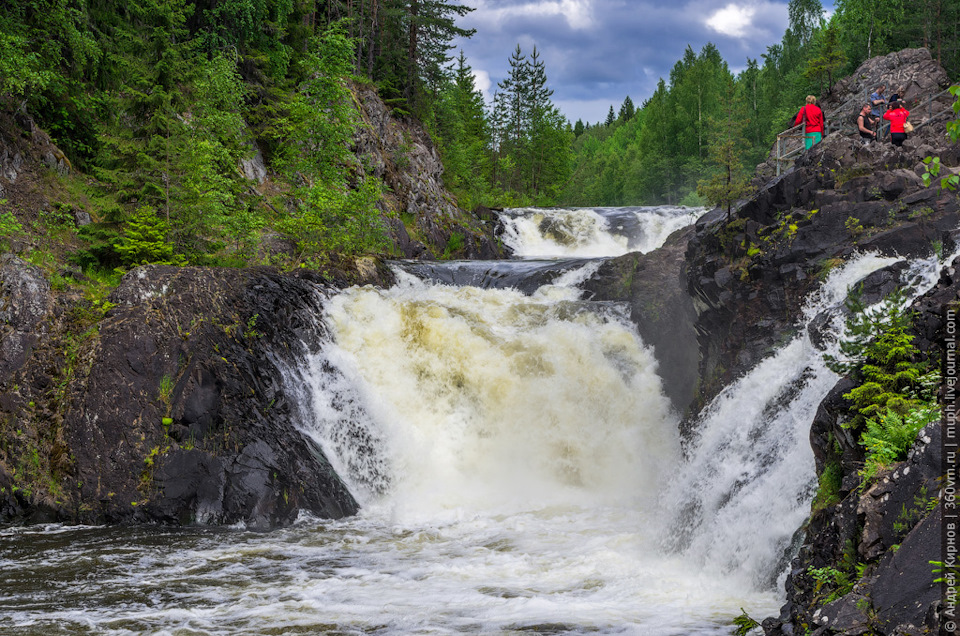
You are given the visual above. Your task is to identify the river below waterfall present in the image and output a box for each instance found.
[0,206,942,635]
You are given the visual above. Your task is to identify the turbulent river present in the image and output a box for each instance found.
[0,206,944,635]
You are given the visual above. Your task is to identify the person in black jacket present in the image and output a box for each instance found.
[857,103,878,144]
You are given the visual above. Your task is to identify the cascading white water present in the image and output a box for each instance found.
[662,251,948,588]
[285,262,787,634]
[306,268,677,514]
[499,206,704,258]
[4,207,949,636]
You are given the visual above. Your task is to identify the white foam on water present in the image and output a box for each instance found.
[500,206,704,258]
[661,251,946,588]
[2,215,949,634]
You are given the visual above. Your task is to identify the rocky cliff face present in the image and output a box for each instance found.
[583,226,700,414]
[676,48,959,636]
[0,262,401,527]
[761,262,957,636]
[350,83,503,260]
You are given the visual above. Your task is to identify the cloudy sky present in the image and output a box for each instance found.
[451,0,826,125]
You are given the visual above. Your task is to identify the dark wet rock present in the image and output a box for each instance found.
[687,110,959,416]
[584,226,699,415]
[2,266,359,528]
[396,257,596,293]
[870,506,942,633]
[0,255,52,382]
[774,256,960,636]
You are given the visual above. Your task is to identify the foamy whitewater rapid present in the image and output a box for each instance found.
[499,206,704,258]
[1,207,948,635]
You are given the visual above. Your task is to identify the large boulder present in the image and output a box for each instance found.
[0,266,364,528]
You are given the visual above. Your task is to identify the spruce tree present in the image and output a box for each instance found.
[618,96,636,122]
[696,92,754,220]
[605,105,616,127]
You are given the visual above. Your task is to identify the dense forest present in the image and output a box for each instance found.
[0,0,564,270]
[0,0,958,270]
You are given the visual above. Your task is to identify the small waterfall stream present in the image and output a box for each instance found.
[1,206,946,635]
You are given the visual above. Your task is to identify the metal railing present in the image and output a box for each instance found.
[774,86,957,175]
[775,122,807,176]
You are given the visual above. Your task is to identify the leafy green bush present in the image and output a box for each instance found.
[732,609,759,635]
[812,459,843,510]
[861,405,939,479]
[71,223,124,269]
[442,232,465,259]
[0,208,24,249]
[273,23,389,262]
[827,288,940,481]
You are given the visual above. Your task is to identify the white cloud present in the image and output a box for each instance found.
[472,69,492,99]
[706,3,757,38]
[471,0,595,31]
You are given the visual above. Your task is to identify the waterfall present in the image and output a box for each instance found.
[499,206,704,258]
[6,207,951,635]
[275,208,948,632]
[661,252,947,588]
[298,267,678,516]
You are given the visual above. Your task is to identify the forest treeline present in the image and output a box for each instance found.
[564,0,960,206]
[0,0,958,268]
[0,0,537,267]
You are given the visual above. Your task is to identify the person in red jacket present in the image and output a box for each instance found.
[794,95,824,149]
[883,100,910,147]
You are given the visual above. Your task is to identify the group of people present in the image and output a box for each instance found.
[791,83,912,150]
[856,84,911,147]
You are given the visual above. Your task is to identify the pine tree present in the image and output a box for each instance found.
[115,205,182,265]
[804,23,846,94]
[402,0,475,108]
[618,96,635,122]
[605,105,616,127]
[696,94,754,220]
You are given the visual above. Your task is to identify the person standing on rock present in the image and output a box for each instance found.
[857,104,878,144]
[869,85,887,138]
[883,100,910,147]
[794,95,824,149]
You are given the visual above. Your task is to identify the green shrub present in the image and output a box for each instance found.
[0,210,23,249]
[114,206,185,266]
[826,290,930,424]
[732,609,759,635]
[812,460,843,510]
[861,405,939,479]
[442,232,466,259]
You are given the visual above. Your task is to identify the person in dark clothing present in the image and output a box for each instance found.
[857,104,877,144]
[794,95,824,149]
